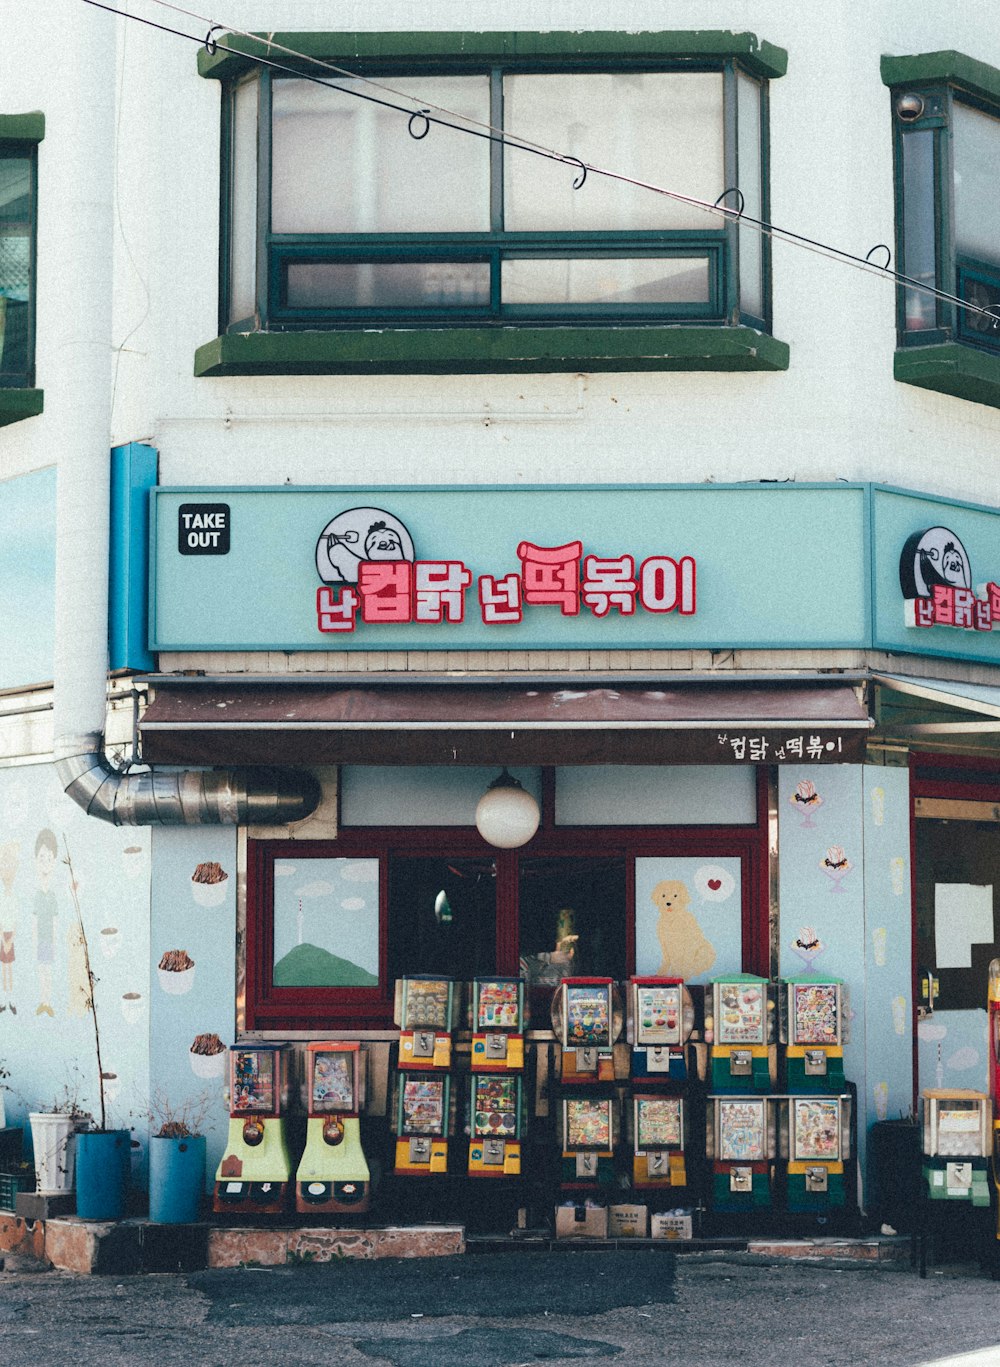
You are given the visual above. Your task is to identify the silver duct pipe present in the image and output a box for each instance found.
[56,735,321,827]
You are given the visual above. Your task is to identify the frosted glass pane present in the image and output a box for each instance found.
[229,77,258,323]
[272,77,490,233]
[286,259,489,308]
[556,766,756,825]
[341,766,542,826]
[504,73,724,231]
[503,256,708,306]
[737,71,762,319]
[953,100,1000,266]
[902,129,937,331]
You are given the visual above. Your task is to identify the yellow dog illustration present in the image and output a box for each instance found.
[652,879,716,980]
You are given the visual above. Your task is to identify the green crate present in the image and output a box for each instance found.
[0,1168,34,1211]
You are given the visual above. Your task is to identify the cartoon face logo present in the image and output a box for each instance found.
[899,526,972,599]
[315,507,415,585]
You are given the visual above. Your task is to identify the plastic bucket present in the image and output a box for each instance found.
[74,1130,130,1220]
[148,1135,206,1223]
[29,1112,76,1194]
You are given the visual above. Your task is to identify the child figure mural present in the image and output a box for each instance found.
[32,828,59,1017]
[0,840,19,1013]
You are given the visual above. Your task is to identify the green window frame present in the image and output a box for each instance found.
[885,52,1000,410]
[196,32,789,377]
[0,112,43,426]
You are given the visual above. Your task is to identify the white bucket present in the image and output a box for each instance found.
[29,1112,77,1194]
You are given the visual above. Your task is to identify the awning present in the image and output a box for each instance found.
[874,673,1000,736]
[138,679,870,766]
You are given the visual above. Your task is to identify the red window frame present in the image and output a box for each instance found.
[245,770,770,1032]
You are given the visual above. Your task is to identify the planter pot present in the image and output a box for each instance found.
[148,1135,206,1223]
[75,1130,130,1220]
[29,1112,77,1195]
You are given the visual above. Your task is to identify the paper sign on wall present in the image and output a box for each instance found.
[934,883,995,969]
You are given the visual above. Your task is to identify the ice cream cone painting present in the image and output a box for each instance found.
[789,779,823,828]
[652,879,716,980]
[820,845,852,893]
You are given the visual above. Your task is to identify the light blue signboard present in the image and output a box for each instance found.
[150,484,871,652]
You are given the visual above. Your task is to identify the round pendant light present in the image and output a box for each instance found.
[475,769,540,849]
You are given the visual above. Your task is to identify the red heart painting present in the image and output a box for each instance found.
[707,878,722,891]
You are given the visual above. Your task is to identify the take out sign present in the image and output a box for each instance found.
[314,505,696,635]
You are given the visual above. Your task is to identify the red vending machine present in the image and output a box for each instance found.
[295,1041,370,1214]
[551,978,622,1083]
[214,1044,291,1214]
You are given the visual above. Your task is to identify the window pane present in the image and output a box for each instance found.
[287,259,490,309]
[953,100,1000,269]
[504,73,724,231]
[0,155,31,381]
[915,817,1000,1010]
[229,77,258,324]
[272,857,379,986]
[901,128,936,331]
[388,856,496,980]
[272,77,491,233]
[503,256,709,307]
[737,70,763,319]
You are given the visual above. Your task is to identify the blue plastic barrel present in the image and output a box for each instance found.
[75,1130,130,1220]
[148,1136,206,1223]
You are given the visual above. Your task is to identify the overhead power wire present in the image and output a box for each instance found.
[80,0,1000,329]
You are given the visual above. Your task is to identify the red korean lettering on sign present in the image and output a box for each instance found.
[517,540,582,616]
[316,585,360,633]
[582,555,637,617]
[414,561,473,624]
[359,562,413,623]
[479,573,523,625]
[639,556,697,614]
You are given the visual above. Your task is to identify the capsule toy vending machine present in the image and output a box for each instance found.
[396,976,459,1070]
[559,1095,619,1188]
[394,1071,453,1175]
[552,978,621,1083]
[708,974,772,1092]
[782,1094,852,1212]
[295,1042,370,1214]
[214,1044,291,1214]
[471,976,526,1072]
[467,1072,524,1177]
[706,1095,775,1212]
[921,1089,991,1208]
[781,977,845,1092]
[627,977,693,1081]
[630,1094,687,1191]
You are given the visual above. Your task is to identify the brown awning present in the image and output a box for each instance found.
[139,680,870,766]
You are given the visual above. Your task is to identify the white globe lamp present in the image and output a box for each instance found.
[475,769,540,849]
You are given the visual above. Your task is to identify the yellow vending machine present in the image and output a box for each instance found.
[630,1093,687,1191]
[781,977,846,1092]
[708,974,772,1092]
[559,1096,619,1189]
[295,1042,370,1215]
[214,1044,292,1214]
[467,1073,524,1177]
[396,976,459,1070]
[471,976,526,1072]
[394,1071,452,1175]
[551,978,622,1083]
[627,977,694,1081]
[782,1093,852,1212]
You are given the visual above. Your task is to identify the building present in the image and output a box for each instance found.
[2,0,1000,1231]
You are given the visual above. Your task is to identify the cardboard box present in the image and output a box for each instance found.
[608,1204,649,1238]
[555,1204,609,1239]
[650,1211,693,1241]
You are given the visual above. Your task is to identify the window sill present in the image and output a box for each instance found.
[195,326,789,377]
[0,388,43,427]
[894,342,1000,411]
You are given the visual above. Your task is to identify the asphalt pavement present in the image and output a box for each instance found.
[2,1248,1000,1367]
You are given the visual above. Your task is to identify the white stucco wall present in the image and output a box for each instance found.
[2,0,1000,505]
